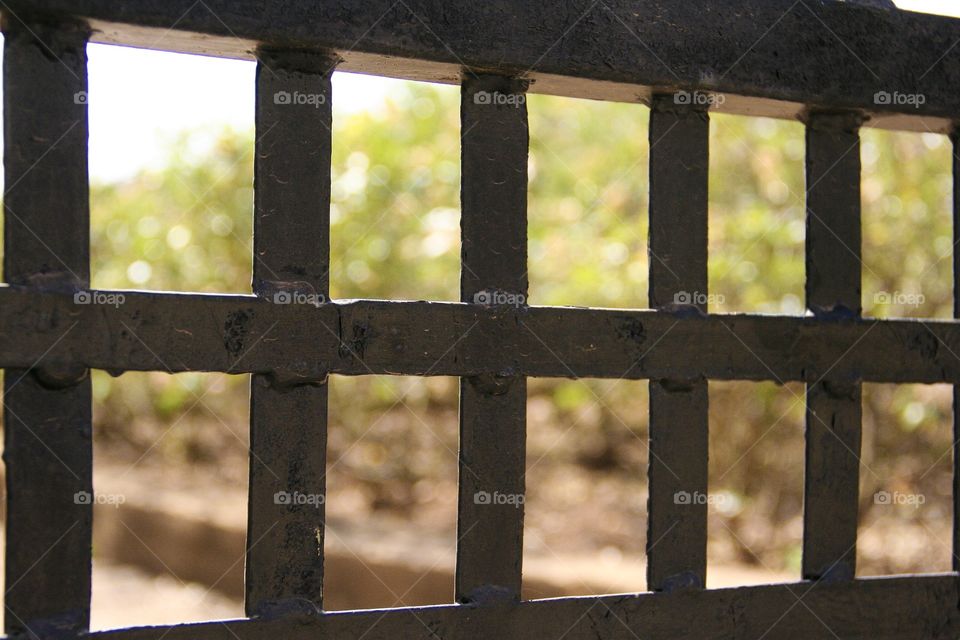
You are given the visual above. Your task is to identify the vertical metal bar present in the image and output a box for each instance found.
[646,93,710,592]
[952,127,960,573]
[2,17,92,635]
[802,110,864,581]
[245,48,336,615]
[456,74,528,603]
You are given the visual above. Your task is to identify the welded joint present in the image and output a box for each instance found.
[258,368,328,392]
[0,12,91,51]
[4,609,89,639]
[254,279,328,307]
[657,570,704,593]
[460,72,530,99]
[654,378,702,394]
[251,280,331,388]
[469,288,528,309]
[650,92,714,118]
[807,303,859,321]
[459,583,518,606]
[249,597,322,624]
[817,378,861,401]
[11,271,85,292]
[806,559,855,583]
[255,46,341,76]
[467,372,521,396]
[32,362,88,390]
[658,301,708,319]
[802,108,867,133]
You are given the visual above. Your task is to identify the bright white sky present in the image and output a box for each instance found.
[81,48,403,184]
[0,0,956,184]
[894,0,960,18]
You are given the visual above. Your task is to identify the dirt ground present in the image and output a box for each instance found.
[0,532,240,630]
[51,462,794,630]
[2,447,942,629]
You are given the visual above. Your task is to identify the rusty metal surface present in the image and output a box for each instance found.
[954,130,960,574]
[802,111,864,582]
[0,288,958,384]
[4,0,960,131]
[2,18,93,636]
[85,574,960,639]
[645,95,710,592]
[244,48,336,615]
[456,74,529,604]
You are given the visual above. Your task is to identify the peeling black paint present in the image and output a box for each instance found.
[224,309,254,358]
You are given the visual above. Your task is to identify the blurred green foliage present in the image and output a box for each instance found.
[709,115,806,314]
[861,129,953,319]
[58,80,956,574]
[91,129,254,294]
[328,90,461,301]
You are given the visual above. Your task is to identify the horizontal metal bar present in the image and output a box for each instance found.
[4,0,960,131]
[1,288,958,384]
[78,574,960,639]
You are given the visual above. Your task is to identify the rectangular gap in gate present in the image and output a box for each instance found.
[707,380,805,587]
[87,44,255,294]
[861,130,952,319]
[708,115,805,315]
[330,76,460,302]
[527,95,650,309]
[894,0,960,19]
[858,383,952,576]
[324,375,458,610]
[523,378,648,598]
[89,371,248,630]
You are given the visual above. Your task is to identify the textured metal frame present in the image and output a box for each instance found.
[3,0,960,638]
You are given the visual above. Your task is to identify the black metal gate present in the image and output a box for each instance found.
[2,1,960,638]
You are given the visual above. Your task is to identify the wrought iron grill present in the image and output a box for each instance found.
[2,1,960,638]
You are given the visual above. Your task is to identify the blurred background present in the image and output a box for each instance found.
[1,0,959,630]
